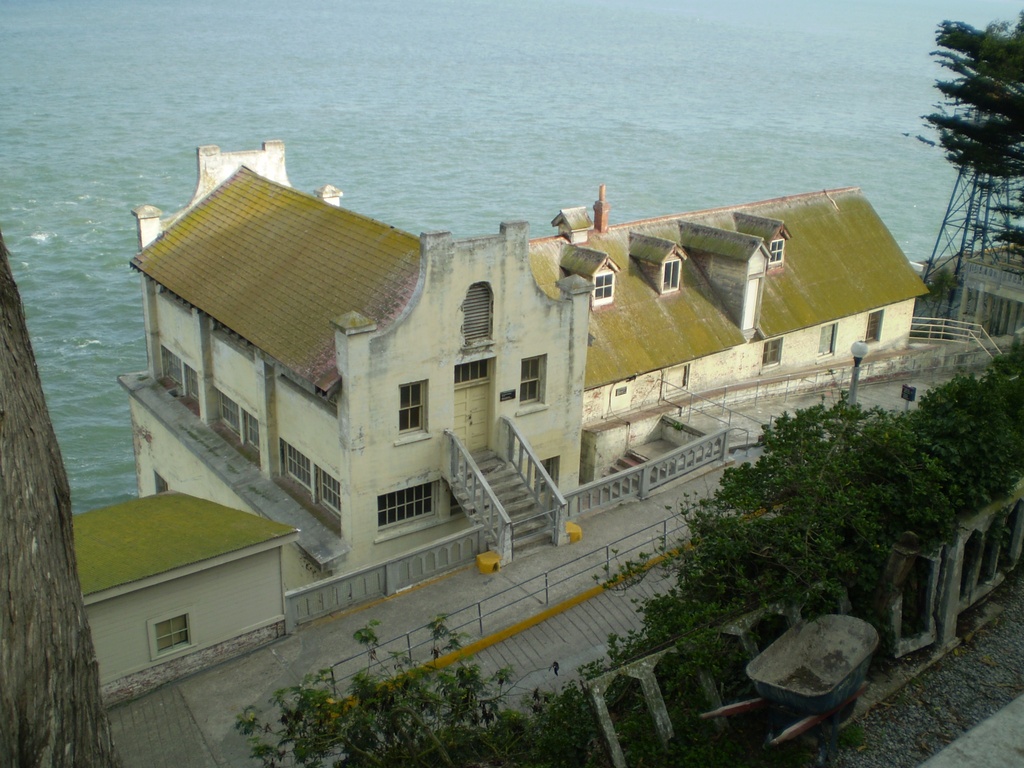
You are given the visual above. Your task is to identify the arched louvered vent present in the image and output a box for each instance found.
[462,282,493,343]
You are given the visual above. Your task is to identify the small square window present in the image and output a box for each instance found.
[762,338,783,366]
[662,259,681,292]
[818,323,837,356]
[399,381,426,432]
[593,271,615,306]
[866,310,884,343]
[520,355,546,404]
[154,614,190,654]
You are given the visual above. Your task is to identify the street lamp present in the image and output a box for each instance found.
[849,340,869,405]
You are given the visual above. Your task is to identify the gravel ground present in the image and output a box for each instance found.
[831,569,1024,768]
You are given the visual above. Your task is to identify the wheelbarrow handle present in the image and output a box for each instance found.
[700,697,768,719]
[767,682,868,746]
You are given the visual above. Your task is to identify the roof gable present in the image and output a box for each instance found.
[132,168,420,388]
[560,245,619,278]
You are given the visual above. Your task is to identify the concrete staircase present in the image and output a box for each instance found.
[473,451,555,552]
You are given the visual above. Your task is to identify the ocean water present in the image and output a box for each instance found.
[0,0,1018,512]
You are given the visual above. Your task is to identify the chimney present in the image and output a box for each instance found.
[316,184,344,207]
[594,184,610,233]
[131,205,163,250]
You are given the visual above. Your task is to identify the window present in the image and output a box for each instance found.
[593,271,615,306]
[615,385,628,396]
[462,282,493,343]
[378,482,434,527]
[243,410,260,449]
[161,346,183,385]
[454,359,489,385]
[154,472,168,494]
[768,238,785,265]
[662,258,681,292]
[762,338,783,366]
[866,310,884,342]
[818,323,837,356]
[399,381,426,432]
[316,467,341,513]
[520,355,546,404]
[280,439,312,489]
[680,363,690,389]
[154,614,190,654]
[184,364,199,399]
[541,456,560,485]
[219,390,241,433]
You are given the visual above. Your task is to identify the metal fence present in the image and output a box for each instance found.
[325,514,688,691]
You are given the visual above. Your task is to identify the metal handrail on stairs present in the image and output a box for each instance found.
[500,416,568,548]
[910,316,998,358]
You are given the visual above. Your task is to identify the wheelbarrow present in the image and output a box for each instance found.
[701,614,879,765]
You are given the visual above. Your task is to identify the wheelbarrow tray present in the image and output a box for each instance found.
[746,614,879,716]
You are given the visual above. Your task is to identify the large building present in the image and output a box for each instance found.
[122,142,926,585]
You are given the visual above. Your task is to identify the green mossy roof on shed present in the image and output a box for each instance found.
[132,168,421,389]
[530,188,926,389]
[74,494,295,595]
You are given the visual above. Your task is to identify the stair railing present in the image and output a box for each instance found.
[499,416,568,546]
[442,430,512,563]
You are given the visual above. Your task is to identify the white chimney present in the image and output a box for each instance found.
[131,205,163,250]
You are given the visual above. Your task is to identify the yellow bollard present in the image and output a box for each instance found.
[476,550,501,573]
[566,521,583,543]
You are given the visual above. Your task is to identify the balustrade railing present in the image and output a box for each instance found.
[499,416,567,547]
[443,430,512,563]
[565,427,729,518]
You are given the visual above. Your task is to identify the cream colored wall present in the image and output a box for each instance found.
[275,380,341,480]
[210,333,259,411]
[85,547,284,685]
[333,223,587,567]
[154,292,200,367]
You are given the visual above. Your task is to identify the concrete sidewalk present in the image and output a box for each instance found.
[106,370,961,768]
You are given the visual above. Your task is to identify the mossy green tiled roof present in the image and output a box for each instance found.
[132,168,420,389]
[530,188,927,389]
[75,494,295,595]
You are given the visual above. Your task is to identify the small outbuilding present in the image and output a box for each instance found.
[75,493,296,703]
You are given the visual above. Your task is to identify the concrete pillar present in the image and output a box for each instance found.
[255,357,276,477]
[131,204,162,250]
[193,309,215,423]
[141,277,161,379]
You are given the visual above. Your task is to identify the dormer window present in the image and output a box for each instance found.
[594,270,615,306]
[662,258,681,292]
[768,238,785,265]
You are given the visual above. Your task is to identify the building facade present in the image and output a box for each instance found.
[123,142,926,583]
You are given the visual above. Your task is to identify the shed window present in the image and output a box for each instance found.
[768,238,785,264]
[662,259,681,292]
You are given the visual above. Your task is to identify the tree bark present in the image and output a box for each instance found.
[0,229,122,767]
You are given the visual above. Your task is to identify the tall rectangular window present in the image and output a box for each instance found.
[154,614,190,654]
[768,238,785,264]
[520,355,546,404]
[818,323,837,356]
[316,467,341,514]
[377,482,434,527]
[243,410,260,449]
[866,310,884,342]
[662,259,681,292]
[219,390,241,433]
[399,381,426,432]
[184,364,199,399]
[280,439,312,489]
[161,346,183,385]
[762,338,783,366]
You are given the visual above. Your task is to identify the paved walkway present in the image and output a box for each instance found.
[106,368,971,767]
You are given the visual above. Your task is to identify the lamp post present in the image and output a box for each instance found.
[849,340,869,405]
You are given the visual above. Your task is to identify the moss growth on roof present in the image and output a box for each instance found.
[75,493,295,595]
[132,168,420,388]
[530,189,927,389]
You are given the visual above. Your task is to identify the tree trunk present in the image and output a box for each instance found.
[0,229,122,767]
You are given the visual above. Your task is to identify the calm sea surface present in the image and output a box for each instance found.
[1,0,1019,512]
